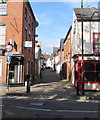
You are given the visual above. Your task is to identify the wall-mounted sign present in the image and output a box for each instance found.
[5,52,13,56]
[6,56,11,62]
[6,44,13,52]
[24,41,32,47]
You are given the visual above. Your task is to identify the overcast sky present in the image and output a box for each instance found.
[30,1,99,54]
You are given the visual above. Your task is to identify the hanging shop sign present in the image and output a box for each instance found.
[24,41,32,47]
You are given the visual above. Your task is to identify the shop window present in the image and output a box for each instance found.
[93,33,100,53]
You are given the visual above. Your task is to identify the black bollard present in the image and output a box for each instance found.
[25,75,30,93]
[76,82,79,96]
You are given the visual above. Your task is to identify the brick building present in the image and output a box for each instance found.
[0,0,38,85]
[63,26,72,80]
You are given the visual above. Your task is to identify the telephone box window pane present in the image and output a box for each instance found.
[96,72,100,81]
[84,72,95,81]
[84,62,94,71]
[96,63,100,71]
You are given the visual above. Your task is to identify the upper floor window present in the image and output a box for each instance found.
[29,15,31,27]
[93,33,100,53]
[0,24,6,46]
[25,7,27,21]
[25,28,27,41]
[0,0,7,3]
[0,3,7,15]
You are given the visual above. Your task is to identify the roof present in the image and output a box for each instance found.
[60,39,64,50]
[74,8,100,21]
[53,47,60,54]
[26,1,39,27]
[43,54,51,60]
[63,26,72,43]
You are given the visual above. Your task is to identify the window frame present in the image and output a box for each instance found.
[0,3,7,15]
[83,61,100,83]
[0,24,6,46]
[25,7,28,22]
[93,33,100,54]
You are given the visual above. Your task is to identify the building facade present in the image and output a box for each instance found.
[0,0,38,85]
[63,26,72,80]
[71,8,100,90]
[35,41,41,77]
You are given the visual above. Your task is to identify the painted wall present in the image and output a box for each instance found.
[71,11,100,85]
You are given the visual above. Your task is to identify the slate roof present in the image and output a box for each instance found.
[60,39,64,50]
[53,47,60,54]
[74,8,100,21]
[63,26,72,43]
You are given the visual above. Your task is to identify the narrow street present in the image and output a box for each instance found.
[1,69,100,119]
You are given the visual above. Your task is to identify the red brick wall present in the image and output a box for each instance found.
[22,2,35,78]
[63,28,72,81]
[0,1,36,83]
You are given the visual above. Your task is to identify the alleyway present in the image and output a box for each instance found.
[31,69,76,100]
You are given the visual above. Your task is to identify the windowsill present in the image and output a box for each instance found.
[0,14,7,16]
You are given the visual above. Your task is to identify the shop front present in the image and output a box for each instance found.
[6,53,24,85]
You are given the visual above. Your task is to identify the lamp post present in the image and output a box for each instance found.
[81,0,84,95]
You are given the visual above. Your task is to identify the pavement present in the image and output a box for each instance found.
[0,69,100,101]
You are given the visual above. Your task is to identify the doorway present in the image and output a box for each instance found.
[8,61,21,83]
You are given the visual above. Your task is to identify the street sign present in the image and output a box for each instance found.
[6,56,11,62]
[6,44,13,52]
[5,52,13,56]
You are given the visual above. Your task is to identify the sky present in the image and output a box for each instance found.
[30,1,99,54]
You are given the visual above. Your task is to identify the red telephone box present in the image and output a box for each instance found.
[73,54,100,91]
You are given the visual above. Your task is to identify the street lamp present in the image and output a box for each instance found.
[81,0,84,95]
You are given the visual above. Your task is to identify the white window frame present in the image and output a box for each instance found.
[0,59,2,76]
[0,25,6,46]
[0,3,7,15]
